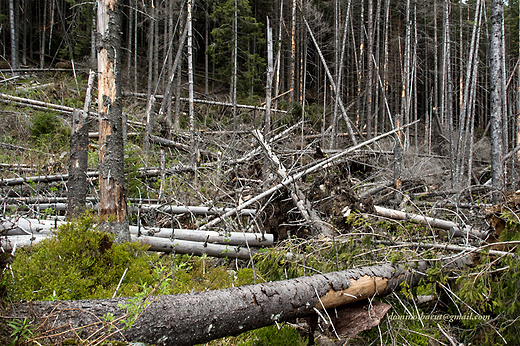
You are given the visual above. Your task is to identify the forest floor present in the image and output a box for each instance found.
[0,70,519,345]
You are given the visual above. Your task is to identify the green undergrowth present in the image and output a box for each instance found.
[4,213,309,345]
[5,213,259,302]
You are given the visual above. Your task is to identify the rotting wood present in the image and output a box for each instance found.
[11,255,473,346]
[67,70,95,218]
[253,129,332,237]
[201,120,419,230]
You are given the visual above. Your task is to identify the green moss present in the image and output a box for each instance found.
[204,324,307,346]
[7,213,157,301]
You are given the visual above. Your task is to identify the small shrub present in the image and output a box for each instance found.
[7,213,157,301]
[30,112,70,150]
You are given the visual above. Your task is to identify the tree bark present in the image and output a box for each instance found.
[9,0,19,72]
[12,256,473,346]
[490,0,505,203]
[67,70,96,218]
[97,0,130,243]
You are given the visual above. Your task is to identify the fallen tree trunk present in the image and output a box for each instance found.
[371,205,487,239]
[0,164,195,186]
[201,121,419,230]
[124,91,288,114]
[0,234,258,259]
[12,255,473,346]
[4,203,257,217]
[0,217,272,247]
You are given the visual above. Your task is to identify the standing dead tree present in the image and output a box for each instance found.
[96,0,129,242]
[68,70,96,218]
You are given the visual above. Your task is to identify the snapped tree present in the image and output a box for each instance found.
[96,0,130,242]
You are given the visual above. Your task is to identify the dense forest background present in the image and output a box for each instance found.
[2,0,520,192]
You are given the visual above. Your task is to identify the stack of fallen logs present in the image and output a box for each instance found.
[0,207,272,260]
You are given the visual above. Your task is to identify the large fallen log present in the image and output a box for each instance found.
[11,255,473,346]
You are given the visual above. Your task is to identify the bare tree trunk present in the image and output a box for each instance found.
[383,0,390,132]
[331,0,352,149]
[97,0,130,243]
[188,0,196,168]
[518,0,520,162]
[133,0,138,93]
[401,0,411,150]
[146,3,155,108]
[9,0,19,72]
[153,4,159,91]
[166,0,174,127]
[232,0,238,163]
[205,1,209,95]
[273,0,283,110]
[489,0,505,202]
[443,0,454,188]
[265,17,274,136]
[127,1,133,89]
[12,257,473,346]
[289,0,296,103]
[68,71,96,218]
[455,0,481,187]
[433,0,438,133]
[366,0,374,139]
[40,0,48,69]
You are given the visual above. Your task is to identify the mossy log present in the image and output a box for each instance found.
[12,255,473,346]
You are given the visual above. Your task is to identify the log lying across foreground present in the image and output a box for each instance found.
[12,255,473,346]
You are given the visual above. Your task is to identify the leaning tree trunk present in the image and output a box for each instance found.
[12,256,473,346]
[96,0,130,242]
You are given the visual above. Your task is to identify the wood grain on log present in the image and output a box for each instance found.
[11,255,473,346]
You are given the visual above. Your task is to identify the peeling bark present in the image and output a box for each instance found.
[12,256,473,346]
